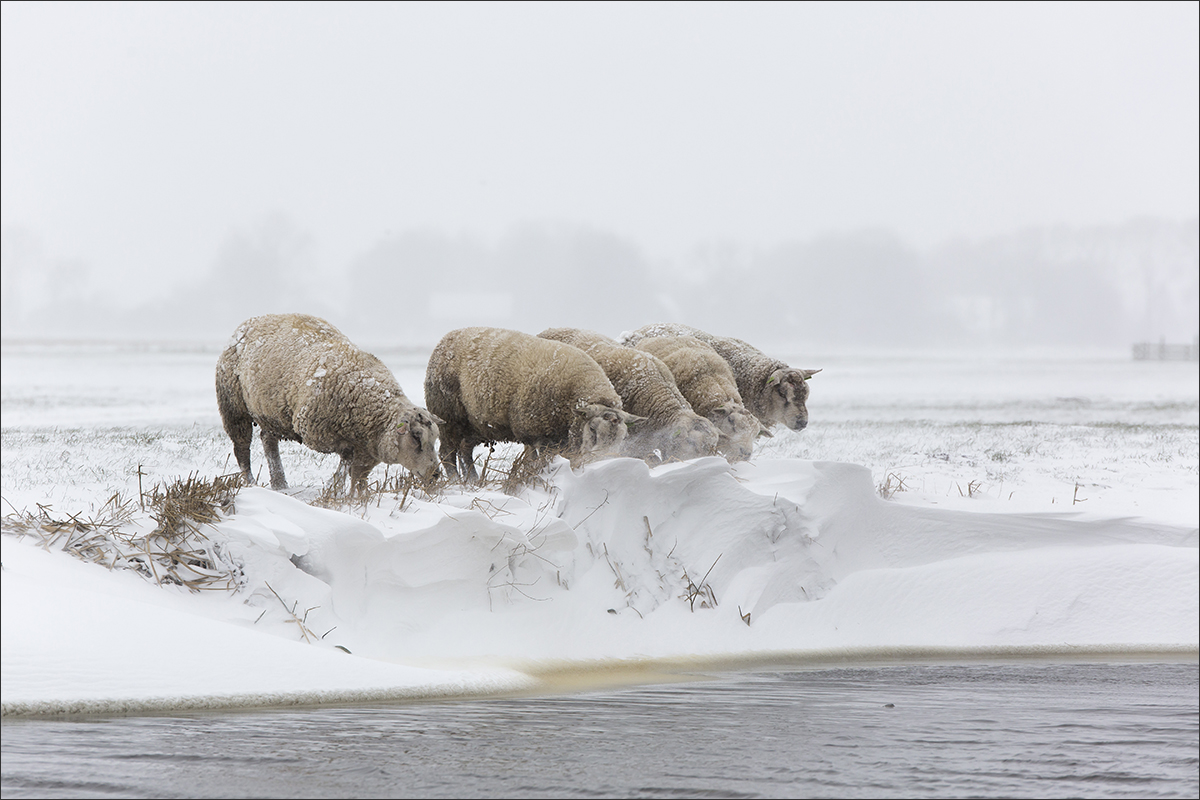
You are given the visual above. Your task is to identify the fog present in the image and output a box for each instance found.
[2,2,1197,349]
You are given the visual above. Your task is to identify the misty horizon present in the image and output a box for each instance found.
[2,215,1196,353]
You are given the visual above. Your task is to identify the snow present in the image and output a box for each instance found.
[2,342,1197,717]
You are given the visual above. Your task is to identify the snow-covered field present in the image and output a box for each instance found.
[2,341,1197,717]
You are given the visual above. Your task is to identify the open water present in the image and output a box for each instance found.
[2,662,1197,799]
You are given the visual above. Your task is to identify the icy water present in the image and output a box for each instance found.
[3,662,1197,799]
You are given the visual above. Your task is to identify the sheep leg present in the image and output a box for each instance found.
[348,459,376,495]
[458,439,479,483]
[227,421,255,484]
[216,357,256,484]
[437,426,480,484]
[218,406,255,484]
[325,457,350,497]
[438,429,462,481]
[261,432,288,490]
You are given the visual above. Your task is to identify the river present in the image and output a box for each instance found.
[3,662,1197,798]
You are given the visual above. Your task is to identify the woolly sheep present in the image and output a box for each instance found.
[632,335,763,462]
[537,327,720,463]
[215,313,442,494]
[424,327,646,481]
[623,323,820,431]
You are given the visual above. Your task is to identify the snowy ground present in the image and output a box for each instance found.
[2,341,1197,716]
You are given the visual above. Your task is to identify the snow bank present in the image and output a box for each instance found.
[0,538,536,718]
[6,456,1193,716]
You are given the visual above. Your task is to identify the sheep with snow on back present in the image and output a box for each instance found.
[632,335,763,462]
[622,323,820,431]
[215,313,442,494]
[537,327,720,464]
[424,327,647,482]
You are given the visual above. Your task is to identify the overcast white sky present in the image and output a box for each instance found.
[2,1,1197,292]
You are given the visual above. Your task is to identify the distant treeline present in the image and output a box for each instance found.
[4,217,1197,350]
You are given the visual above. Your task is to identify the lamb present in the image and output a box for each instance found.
[622,323,820,431]
[215,313,442,494]
[631,335,763,462]
[424,327,646,481]
[537,327,720,463]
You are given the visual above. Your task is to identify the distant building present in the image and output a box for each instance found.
[1132,336,1200,361]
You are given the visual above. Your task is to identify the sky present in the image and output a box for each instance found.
[1,1,1198,303]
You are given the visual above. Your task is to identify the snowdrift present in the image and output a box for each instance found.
[3,456,1197,716]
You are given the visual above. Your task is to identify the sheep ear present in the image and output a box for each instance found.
[396,422,409,434]
[757,423,774,439]
[621,412,649,427]
[800,368,821,380]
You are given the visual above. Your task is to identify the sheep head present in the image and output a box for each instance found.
[762,368,820,431]
[665,414,721,461]
[573,402,646,461]
[380,408,444,483]
[709,401,760,462]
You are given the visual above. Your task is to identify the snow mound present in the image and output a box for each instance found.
[4,457,1196,716]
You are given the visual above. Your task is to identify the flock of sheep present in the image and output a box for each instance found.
[215,313,820,494]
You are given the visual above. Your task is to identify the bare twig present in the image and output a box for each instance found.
[264,581,319,643]
[681,553,722,611]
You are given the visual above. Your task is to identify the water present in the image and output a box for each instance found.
[3,662,1197,798]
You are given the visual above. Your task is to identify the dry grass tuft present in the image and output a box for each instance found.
[2,472,244,593]
[2,492,136,565]
[309,468,442,514]
[877,471,910,499]
[497,446,563,495]
[437,444,564,496]
[143,471,240,537]
[955,479,985,498]
[681,554,721,611]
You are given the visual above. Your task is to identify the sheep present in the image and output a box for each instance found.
[424,327,647,482]
[622,323,820,431]
[631,335,763,462]
[537,327,720,463]
[215,313,441,494]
